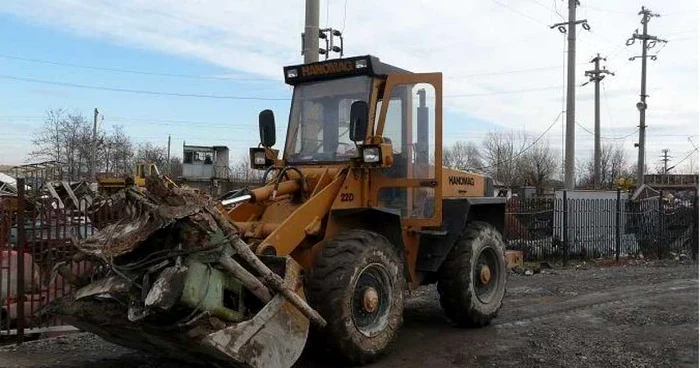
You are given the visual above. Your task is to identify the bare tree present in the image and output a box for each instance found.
[31,111,95,180]
[481,131,528,187]
[230,155,263,183]
[134,142,169,170]
[103,125,134,176]
[578,143,633,188]
[30,109,66,162]
[443,141,482,172]
[520,142,559,193]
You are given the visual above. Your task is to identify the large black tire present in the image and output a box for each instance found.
[437,221,506,327]
[306,230,405,365]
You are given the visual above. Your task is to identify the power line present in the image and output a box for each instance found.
[0,72,568,100]
[585,5,628,15]
[2,51,578,82]
[340,0,349,32]
[0,74,291,100]
[492,0,549,27]
[575,121,639,140]
[0,54,278,82]
[474,111,563,171]
[445,85,562,98]
[669,148,699,171]
[446,64,586,79]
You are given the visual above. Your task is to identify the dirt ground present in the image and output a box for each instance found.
[1,260,697,368]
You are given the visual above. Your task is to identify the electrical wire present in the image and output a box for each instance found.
[0,54,278,82]
[670,148,699,170]
[340,0,349,32]
[445,85,562,98]
[575,120,639,140]
[0,74,290,100]
[0,72,569,100]
[446,64,584,79]
[474,111,563,171]
[492,0,549,27]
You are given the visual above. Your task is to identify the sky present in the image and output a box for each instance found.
[0,0,697,174]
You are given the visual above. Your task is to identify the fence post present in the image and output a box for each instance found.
[693,190,698,261]
[16,178,26,342]
[563,190,568,267]
[657,190,664,259]
[616,189,621,262]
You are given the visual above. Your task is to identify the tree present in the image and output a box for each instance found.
[103,125,134,176]
[520,142,559,193]
[480,131,528,187]
[578,143,633,189]
[134,142,169,170]
[30,109,66,162]
[230,155,263,183]
[443,141,482,172]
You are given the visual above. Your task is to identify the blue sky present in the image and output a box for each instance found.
[0,13,500,165]
[0,15,293,163]
[0,0,696,172]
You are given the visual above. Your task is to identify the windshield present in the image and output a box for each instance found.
[284,76,371,163]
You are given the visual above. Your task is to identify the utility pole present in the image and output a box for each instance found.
[91,107,99,179]
[167,134,171,175]
[584,54,614,188]
[627,7,667,186]
[661,148,671,174]
[302,0,320,63]
[551,0,590,189]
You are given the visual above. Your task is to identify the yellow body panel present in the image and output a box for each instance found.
[441,168,489,198]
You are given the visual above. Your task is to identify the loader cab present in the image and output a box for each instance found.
[252,55,443,227]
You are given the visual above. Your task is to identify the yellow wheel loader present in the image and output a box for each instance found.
[50,55,507,368]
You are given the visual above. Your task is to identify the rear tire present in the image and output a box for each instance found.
[437,221,506,327]
[306,230,405,365]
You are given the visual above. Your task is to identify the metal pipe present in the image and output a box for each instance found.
[221,195,253,207]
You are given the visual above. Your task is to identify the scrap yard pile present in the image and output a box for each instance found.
[47,177,323,368]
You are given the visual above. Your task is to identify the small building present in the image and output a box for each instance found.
[181,144,232,196]
[644,174,698,191]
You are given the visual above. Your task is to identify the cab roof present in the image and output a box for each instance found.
[283,55,411,85]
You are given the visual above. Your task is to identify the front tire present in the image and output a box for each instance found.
[437,221,506,327]
[306,230,405,365]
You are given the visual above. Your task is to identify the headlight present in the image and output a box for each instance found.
[253,151,267,165]
[355,59,368,69]
[362,147,381,163]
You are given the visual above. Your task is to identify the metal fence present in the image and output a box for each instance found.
[0,178,113,342]
[505,190,699,263]
[1,180,698,341]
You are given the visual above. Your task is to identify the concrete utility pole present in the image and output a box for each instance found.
[91,108,99,179]
[167,134,171,175]
[627,7,667,186]
[661,149,671,174]
[584,54,614,188]
[551,0,590,189]
[303,0,320,63]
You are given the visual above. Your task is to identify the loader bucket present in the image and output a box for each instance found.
[51,256,309,368]
[44,180,314,368]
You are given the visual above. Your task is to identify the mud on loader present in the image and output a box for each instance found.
[48,55,507,368]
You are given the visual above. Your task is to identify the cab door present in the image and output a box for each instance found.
[370,73,443,228]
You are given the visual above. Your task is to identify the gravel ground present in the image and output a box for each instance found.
[0,259,697,368]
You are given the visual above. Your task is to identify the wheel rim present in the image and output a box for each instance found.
[473,247,500,304]
[351,263,393,337]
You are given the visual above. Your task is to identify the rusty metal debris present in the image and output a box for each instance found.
[46,177,320,368]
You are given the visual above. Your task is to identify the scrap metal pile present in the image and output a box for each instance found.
[48,177,324,368]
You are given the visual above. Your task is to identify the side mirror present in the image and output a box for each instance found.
[349,101,369,142]
[258,109,276,147]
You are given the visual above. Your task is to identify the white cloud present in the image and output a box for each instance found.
[0,0,697,163]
